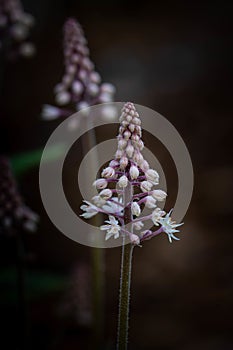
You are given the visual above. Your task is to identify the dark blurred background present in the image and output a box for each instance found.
[0,0,233,349]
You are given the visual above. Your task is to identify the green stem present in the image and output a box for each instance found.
[117,182,134,350]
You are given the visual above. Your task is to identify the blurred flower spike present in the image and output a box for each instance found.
[0,156,39,235]
[0,0,36,59]
[80,102,183,246]
[42,18,116,123]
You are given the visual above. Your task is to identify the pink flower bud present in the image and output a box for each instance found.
[118,175,128,188]
[120,157,128,169]
[140,181,153,193]
[151,190,167,201]
[101,167,115,178]
[93,179,108,189]
[99,189,112,200]
[145,196,157,208]
[55,91,71,106]
[130,234,140,245]
[72,80,84,95]
[118,138,127,150]
[126,144,134,158]
[129,165,139,179]
[145,169,159,184]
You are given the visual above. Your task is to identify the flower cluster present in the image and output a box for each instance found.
[42,18,115,122]
[80,102,183,245]
[0,156,39,235]
[0,0,35,59]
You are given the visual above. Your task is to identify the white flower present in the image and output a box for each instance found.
[93,179,108,189]
[131,202,141,217]
[102,197,123,214]
[101,167,115,178]
[129,165,139,179]
[41,104,61,120]
[80,201,98,219]
[158,210,183,243]
[133,221,144,230]
[100,216,121,240]
[151,208,166,226]
[99,189,112,200]
[92,195,106,207]
[151,190,167,201]
[118,175,128,188]
[140,181,153,193]
[145,169,159,185]
[145,196,157,209]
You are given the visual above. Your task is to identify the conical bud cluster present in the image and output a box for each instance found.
[80,103,183,245]
[0,156,39,235]
[0,0,36,59]
[42,18,115,121]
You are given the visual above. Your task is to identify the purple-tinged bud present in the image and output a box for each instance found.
[128,124,135,133]
[140,181,153,193]
[129,165,139,179]
[133,152,143,164]
[72,80,84,95]
[87,83,99,97]
[118,175,128,188]
[101,167,115,178]
[90,71,101,84]
[120,157,128,169]
[93,179,108,189]
[71,53,79,63]
[126,144,134,158]
[98,93,113,103]
[126,115,132,123]
[141,160,150,172]
[109,160,119,168]
[115,150,124,159]
[67,64,76,75]
[79,69,88,81]
[99,189,112,200]
[118,138,127,150]
[130,233,140,245]
[55,91,71,106]
[145,196,157,208]
[151,190,167,201]
[77,101,89,113]
[145,169,159,184]
[41,105,61,120]
[131,202,141,217]
[123,130,131,140]
[101,83,116,95]
[62,74,73,86]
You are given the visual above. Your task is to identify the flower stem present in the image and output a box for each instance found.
[117,182,134,350]
[117,242,134,350]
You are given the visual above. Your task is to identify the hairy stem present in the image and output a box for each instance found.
[117,183,134,350]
